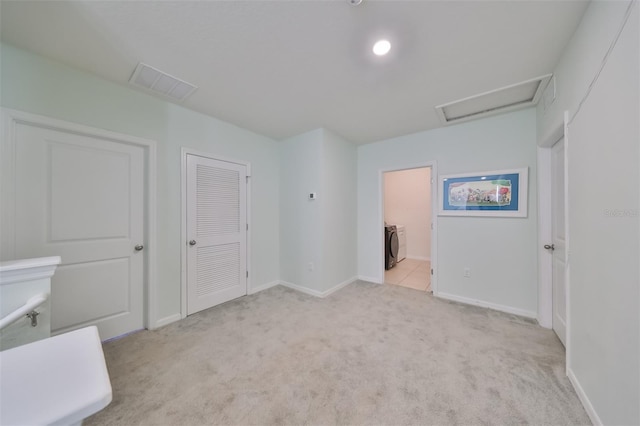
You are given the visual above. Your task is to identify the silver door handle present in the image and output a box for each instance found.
[544,244,555,251]
[134,244,144,251]
[189,240,197,246]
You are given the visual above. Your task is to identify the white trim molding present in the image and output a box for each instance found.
[1,108,159,332]
[279,281,324,298]
[153,314,182,329]
[357,275,381,284]
[536,144,553,329]
[379,161,438,294]
[436,291,537,319]
[563,110,572,373]
[536,115,569,331]
[180,147,252,319]
[567,368,602,426]
[248,280,280,295]
[323,276,358,297]
[280,276,358,299]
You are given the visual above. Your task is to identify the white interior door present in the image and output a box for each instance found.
[186,154,247,315]
[551,137,567,346]
[12,123,145,340]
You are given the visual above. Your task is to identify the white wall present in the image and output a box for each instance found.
[0,43,281,326]
[384,168,431,260]
[321,129,357,292]
[536,2,639,424]
[280,128,357,294]
[358,108,538,317]
[279,129,324,290]
[537,1,634,143]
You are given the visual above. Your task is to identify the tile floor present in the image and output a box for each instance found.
[384,258,431,292]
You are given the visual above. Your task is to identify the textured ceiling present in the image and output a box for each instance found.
[0,0,589,144]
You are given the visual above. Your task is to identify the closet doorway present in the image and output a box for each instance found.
[181,149,250,317]
[383,166,433,292]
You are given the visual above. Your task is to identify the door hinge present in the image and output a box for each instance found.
[246,271,249,278]
[246,223,248,231]
[431,223,433,230]
[431,268,433,275]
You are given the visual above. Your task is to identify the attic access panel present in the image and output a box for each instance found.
[435,74,552,125]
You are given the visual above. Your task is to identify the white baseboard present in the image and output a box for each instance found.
[248,280,280,295]
[358,275,382,284]
[279,280,324,297]
[406,256,430,262]
[436,292,537,319]
[568,368,602,426]
[152,313,182,329]
[151,277,352,329]
[323,276,358,297]
[280,276,358,298]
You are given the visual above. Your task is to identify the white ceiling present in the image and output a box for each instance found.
[0,0,589,144]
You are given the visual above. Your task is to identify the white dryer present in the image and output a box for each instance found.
[396,225,406,261]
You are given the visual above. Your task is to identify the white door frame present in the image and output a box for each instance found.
[537,111,571,366]
[378,161,438,293]
[1,108,158,330]
[180,148,251,319]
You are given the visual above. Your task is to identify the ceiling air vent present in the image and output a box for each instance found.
[129,63,197,102]
[435,74,552,125]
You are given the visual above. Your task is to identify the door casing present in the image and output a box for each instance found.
[378,161,438,293]
[551,136,567,346]
[1,108,158,333]
[180,147,251,319]
[537,111,571,370]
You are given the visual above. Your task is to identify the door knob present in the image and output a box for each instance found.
[189,240,197,246]
[544,244,555,251]
[134,244,144,251]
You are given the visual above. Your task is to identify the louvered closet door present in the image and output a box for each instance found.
[186,154,247,315]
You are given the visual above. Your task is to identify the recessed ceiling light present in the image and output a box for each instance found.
[372,40,391,56]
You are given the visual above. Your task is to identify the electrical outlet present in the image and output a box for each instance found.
[308,262,314,272]
[464,267,471,278]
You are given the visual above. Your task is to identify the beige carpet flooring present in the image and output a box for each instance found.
[86,281,590,426]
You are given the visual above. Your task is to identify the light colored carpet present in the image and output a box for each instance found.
[86,281,590,426]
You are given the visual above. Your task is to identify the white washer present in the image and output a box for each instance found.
[396,225,406,261]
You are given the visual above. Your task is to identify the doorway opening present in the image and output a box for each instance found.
[383,167,433,292]
[537,114,569,351]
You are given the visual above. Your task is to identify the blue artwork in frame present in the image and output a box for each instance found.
[438,168,528,217]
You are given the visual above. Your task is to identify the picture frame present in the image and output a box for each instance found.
[438,167,528,217]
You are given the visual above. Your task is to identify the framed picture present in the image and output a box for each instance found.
[438,167,528,217]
